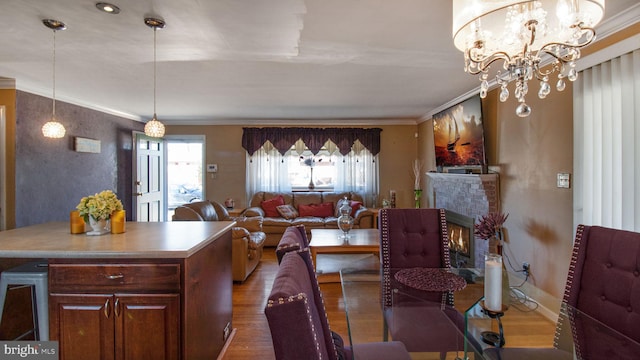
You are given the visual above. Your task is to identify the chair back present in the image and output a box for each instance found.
[265,249,339,360]
[557,225,640,358]
[275,225,309,264]
[379,208,451,307]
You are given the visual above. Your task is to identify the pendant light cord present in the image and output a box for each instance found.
[153,27,157,118]
[52,29,57,117]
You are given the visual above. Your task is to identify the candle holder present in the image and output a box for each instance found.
[480,300,506,347]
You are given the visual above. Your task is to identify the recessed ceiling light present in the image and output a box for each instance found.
[95,2,120,14]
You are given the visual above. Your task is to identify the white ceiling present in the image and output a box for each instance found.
[0,0,638,125]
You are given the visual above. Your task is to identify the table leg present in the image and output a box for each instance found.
[310,248,318,273]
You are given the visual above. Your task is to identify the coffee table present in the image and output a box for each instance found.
[309,228,379,283]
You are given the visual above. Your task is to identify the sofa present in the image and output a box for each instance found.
[244,191,374,247]
[172,200,266,282]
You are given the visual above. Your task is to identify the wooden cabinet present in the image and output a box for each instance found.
[49,293,179,360]
[49,264,181,360]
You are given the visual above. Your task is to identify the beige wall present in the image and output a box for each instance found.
[0,88,16,229]
[165,124,419,209]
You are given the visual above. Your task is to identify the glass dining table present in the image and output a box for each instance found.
[340,263,640,360]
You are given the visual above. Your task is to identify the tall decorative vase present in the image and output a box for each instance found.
[87,216,109,236]
[414,189,422,208]
[308,167,315,190]
[495,239,510,310]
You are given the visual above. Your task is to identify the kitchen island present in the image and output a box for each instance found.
[0,221,234,360]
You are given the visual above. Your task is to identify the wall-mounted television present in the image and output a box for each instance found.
[433,95,486,171]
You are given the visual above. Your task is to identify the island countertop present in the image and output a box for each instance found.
[0,221,235,259]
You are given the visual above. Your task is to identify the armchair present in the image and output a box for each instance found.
[172,200,266,282]
[379,208,465,357]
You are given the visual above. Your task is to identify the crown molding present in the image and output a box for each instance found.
[162,117,420,126]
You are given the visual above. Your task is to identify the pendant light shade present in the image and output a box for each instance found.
[144,17,166,138]
[42,19,67,138]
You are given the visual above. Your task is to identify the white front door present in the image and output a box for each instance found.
[133,132,165,221]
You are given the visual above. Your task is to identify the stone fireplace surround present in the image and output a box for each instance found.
[427,172,500,269]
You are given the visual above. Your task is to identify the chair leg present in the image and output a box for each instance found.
[383,317,389,342]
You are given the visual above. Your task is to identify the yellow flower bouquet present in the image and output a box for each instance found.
[76,190,124,222]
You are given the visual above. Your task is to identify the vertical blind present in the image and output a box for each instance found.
[574,49,640,231]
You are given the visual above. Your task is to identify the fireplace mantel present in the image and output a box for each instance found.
[427,172,500,268]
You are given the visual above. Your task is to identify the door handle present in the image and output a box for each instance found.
[104,298,111,318]
[114,298,121,317]
[135,192,143,196]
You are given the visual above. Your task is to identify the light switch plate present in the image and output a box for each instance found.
[206,164,218,173]
[557,173,570,188]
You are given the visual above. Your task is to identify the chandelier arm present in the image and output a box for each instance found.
[466,51,512,75]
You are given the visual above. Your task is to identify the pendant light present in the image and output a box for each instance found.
[41,19,67,139]
[144,17,166,138]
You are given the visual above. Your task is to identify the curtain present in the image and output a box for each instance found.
[246,142,380,206]
[246,145,291,196]
[574,49,640,231]
[242,127,382,156]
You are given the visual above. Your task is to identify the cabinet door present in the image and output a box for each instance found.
[114,293,180,360]
[50,294,115,360]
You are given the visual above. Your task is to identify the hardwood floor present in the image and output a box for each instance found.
[222,250,557,359]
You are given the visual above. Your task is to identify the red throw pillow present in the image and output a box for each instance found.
[298,202,334,217]
[261,195,285,217]
[349,200,362,217]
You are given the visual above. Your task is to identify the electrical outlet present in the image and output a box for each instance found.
[522,262,530,275]
[557,173,570,188]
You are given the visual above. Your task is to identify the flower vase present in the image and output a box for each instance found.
[308,167,315,190]
[87,217,109,236]
[414,189,422,208]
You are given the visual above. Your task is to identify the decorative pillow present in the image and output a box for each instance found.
[298,202,334,217]
[276,204,299,220]
[348,200,362,217]
[261,195,285,217]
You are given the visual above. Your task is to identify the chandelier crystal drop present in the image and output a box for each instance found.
[452,0,605,117]
[42,19,67,138]
[144,17,166,138]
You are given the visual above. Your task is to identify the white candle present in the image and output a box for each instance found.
[484,254,502,312]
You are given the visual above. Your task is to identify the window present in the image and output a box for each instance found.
[246,140,379,206]
[165,136,205,220]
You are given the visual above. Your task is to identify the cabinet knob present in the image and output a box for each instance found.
[105,273,124,280]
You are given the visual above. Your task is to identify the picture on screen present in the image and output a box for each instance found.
[433,95,486,168]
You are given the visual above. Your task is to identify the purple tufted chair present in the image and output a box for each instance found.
[379,208,466,356]
[484,225,640,359]
[265,249,411,360]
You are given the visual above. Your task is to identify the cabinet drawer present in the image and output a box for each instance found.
[49,263,181,292]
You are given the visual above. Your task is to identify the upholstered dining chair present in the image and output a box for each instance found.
[378,208,466,357]
[484,224,640,359]
[275,225,309,264]
[265,249,411,360]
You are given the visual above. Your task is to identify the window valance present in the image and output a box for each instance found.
[242,127,382,156]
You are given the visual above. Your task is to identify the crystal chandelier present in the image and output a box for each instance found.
[452,0,605,117]
[42,19,67,138]
[144,17,166,138]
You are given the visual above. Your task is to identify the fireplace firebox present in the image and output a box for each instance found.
[445,210,475,268]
